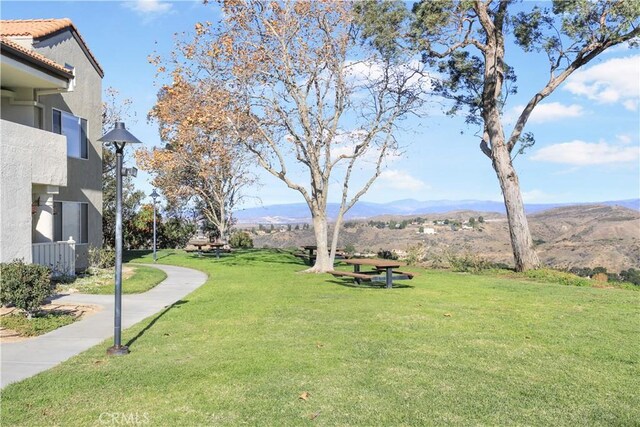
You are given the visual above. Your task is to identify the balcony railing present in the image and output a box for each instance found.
[32,238,76,277]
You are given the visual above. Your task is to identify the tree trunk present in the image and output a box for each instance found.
[309,212,332,272]
[329,209,345,263]
[491,143,540,272]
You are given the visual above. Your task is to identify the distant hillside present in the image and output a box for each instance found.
[245,204,640,272]
[234,198,640,224]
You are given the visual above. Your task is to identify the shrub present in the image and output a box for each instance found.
[592,272,608,282]
[343,243,356,255]
[0,260,53,317]
[88,246,115,269]
[524,269,591,287]
[620,268,640,286]
[230,231,254,249]
[377,249,398,260]
[446,252,492,273]
[405,244,426,266]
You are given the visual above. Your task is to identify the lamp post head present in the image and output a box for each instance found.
[150,188,160,201]
[99,122,142,149]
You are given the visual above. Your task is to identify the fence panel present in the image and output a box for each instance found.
[32,239,76,277]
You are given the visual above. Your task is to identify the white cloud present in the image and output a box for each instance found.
[377,170,429,191]
[530,139,640,166]
[511,102,585,124]
[124,0,173,15]
[563,55,640,111]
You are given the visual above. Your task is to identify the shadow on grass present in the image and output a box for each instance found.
[327,279,414,289]
[125,299,188,349]
[124,250,178,263]
[221,249,306,267]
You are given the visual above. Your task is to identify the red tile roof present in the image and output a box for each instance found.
[1,36,74,78]
[0,18,103,77]
[0,18,74,38]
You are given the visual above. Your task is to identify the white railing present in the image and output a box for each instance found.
[32,238,76,277]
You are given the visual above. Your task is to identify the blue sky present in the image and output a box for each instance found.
[3,1,639,208]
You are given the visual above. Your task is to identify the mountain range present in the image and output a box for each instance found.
[234,198,640,224]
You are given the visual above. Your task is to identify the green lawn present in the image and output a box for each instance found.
[1,312,76,337]
[2,250,638,426]
[59,264,167,295]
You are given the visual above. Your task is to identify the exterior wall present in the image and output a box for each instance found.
[0,88,38,127]
[0,120,67,263]
[34,30,103,270]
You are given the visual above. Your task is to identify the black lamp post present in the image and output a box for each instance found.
[99,122,142,356]
[149,189,160,263]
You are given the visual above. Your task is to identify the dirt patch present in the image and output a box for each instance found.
[0,303,102,343]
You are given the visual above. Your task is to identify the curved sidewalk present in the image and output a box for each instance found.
[1,264,208,388]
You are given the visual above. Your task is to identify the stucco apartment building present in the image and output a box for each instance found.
[0,19,103,272]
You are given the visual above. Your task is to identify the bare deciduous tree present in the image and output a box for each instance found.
[152,0,427,271]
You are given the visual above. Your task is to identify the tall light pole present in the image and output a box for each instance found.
[99,122,142,356]
[149,189,160,263]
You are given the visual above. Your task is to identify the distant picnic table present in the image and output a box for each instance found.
[186,240,226,258]
[330,258,414,288]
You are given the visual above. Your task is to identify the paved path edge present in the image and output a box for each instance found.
[1,263,208,388]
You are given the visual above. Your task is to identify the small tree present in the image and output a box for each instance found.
[139,80,256,244]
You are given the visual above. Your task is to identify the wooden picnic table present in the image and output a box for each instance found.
[339,258,412,288]
[188,240,209,256]
[299,245,346,265]
[187,240,225,258]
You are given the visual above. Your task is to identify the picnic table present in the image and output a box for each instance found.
[209,242,225,259]
[296,245,347,265]
[330,258,414,288]
[188,240,209,256]
[187,240,225,258]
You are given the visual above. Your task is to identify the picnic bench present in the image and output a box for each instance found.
[329,258,414,288]
[294,245,348,265]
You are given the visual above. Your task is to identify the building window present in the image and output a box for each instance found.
[53,202,88,244]
[53,109,88,159]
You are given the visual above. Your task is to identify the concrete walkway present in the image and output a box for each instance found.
[1,264,207,388]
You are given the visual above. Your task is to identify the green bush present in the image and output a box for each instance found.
[447,252,492,273]
[0,260,53,317]
[88,246,115,269]
[343,243,356,255]
[229,231,254,249]
[377,249,398,260]
[524,268,591,287]
[620,268,640,286]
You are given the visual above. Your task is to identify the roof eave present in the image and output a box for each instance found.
[1,41,74,81]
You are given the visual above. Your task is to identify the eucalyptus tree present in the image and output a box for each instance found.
[356,0,639,271]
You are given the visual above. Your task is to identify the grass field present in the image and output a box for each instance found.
[2,249,638,426]
[59,264,167,295]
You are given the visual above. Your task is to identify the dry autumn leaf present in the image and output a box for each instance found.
[308,411,321,420]
[444,313,452,317]
[298,391,310,401]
